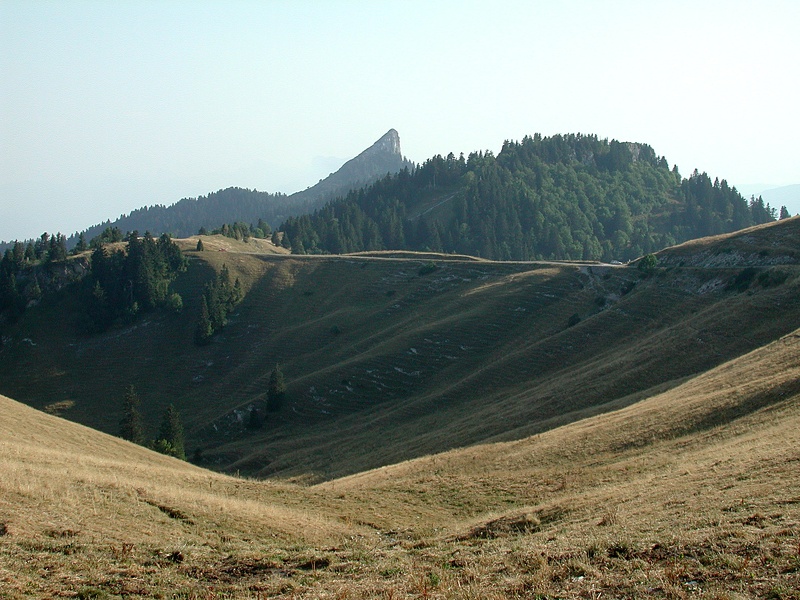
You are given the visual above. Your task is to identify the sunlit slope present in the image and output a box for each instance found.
[303,327,800,598]
[1,221,799,481]
[0,393,351,545]
[0,393,370,597]
[316,325,800,533]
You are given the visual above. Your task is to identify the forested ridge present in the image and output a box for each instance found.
[66,187,289,249]
[279,134,778,261]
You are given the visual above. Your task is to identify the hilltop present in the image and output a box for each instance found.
[280,134,780,261]
[2,315,798,596]
[1,218,799,482]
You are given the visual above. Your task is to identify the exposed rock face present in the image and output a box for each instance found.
[375,128,401,155]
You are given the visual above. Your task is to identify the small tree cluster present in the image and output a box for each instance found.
[211,219,271,242]
[194,264,243,345]
[118,385,185,460]
[638,253,658,272]
[0,233,66,322]
[153,404,186,460]
[90,226,124,248]
[86,232,187,332]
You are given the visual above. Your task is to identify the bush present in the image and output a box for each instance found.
[637,254,658,271]
[418,261,438,276]
[166,292,183,314]
[758,269,789,288]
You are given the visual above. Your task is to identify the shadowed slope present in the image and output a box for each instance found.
[1,220,799,482]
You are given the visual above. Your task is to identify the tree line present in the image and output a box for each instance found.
[0,228,187,329]
[199,218,272,242]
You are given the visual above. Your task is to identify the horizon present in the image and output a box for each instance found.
[2,1,799,242]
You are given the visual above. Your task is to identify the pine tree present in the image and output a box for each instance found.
[196,238,204,251]
[267,365,286,412]
[119,384,145,445]
[74,232,88,254]
[232,278,244,305]
[155,404,185,460]
[780,206,791,220]
[194,295,213,345]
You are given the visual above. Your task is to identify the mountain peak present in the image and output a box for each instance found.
[285,130,412,211]
[373,128,401,156]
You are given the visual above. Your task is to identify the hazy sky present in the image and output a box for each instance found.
[2,1,799,242]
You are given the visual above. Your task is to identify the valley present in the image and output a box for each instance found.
[1,314,798,596]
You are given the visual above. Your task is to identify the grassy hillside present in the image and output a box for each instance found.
[1,221,800,482]
[2,319,799,597]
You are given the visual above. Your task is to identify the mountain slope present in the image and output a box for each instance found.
[1,219,799,482]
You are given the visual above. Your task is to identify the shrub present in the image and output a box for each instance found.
[418,261,438,276]
[758,269,789,288]
[638,254,658,271]
[166,292,183,314]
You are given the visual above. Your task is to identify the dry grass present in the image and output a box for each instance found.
[175,234,289,256]
[2,324,800,597]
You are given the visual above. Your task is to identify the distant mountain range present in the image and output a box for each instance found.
[758,184,800,216]
[59,129,412,247]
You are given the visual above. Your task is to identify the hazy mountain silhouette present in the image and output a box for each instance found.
[61,129,412,246]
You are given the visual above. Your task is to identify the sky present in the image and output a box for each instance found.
[1,0,799,242]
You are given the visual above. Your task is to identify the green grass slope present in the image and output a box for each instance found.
[1,221,799,481]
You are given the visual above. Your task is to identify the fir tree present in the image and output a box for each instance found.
[154,404,185,460]
[232,278,244,305]
[267,365,286,412]
[119,384,145,445]
[194,295,213,345]
[247,405,263,429]
[74,232,88,254]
